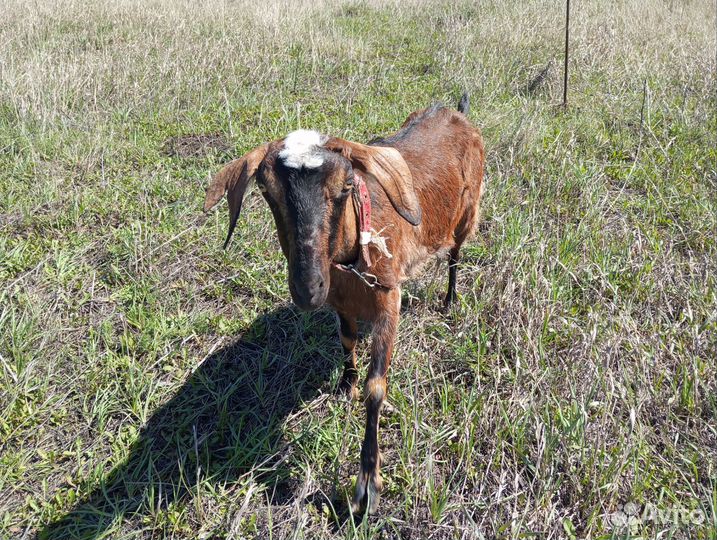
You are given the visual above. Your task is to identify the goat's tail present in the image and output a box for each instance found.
[458,92,470,116]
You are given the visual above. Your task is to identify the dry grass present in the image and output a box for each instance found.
[1,0,715,538]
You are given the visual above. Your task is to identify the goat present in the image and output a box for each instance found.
[203,94,485,513]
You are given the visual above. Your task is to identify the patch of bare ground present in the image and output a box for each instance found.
[162,134,231,158]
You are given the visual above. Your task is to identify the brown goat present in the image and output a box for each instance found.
[203,95,484,513]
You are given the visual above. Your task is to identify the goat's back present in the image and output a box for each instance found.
[373,105,484,269]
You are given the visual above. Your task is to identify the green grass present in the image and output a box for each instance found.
[1,0,715,538]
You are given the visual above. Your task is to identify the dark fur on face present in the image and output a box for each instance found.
[256,149,354,310]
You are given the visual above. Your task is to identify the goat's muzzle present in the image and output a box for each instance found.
[289,267,328,311]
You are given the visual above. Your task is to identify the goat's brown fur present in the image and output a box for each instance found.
[204,99,484,514]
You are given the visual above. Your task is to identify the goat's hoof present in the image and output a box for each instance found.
[351,469,382,515]
[442,295,457,312]
[337,379,359,401]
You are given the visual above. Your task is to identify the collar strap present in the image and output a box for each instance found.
[332,171,390,288]
[353,172,372,267]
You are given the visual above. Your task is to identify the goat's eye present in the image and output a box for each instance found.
[343,176,354,191]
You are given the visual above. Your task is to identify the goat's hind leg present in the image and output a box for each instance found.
[337,312,359,400]
[444,245,461,308]
[444,209,477,309]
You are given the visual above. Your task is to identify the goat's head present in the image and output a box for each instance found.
[203,129,421,311]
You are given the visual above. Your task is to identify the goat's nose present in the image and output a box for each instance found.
[302,278,323,298]
[297,270,323,292]
[290,273,327,311]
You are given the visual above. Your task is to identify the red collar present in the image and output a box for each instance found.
[332,172,389,289]
[354,172,373,268]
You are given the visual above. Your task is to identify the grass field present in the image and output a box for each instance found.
[1,0,716,538]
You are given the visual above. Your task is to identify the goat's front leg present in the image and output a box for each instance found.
[337,312,359,400]
[352,289,400,514]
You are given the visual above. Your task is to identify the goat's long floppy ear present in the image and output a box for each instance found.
[324,138,422,226]
[203,144,269,248]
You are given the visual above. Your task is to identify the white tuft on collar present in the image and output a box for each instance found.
[278,129,328,169]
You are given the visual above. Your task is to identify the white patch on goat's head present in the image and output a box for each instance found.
[278,129,328,169]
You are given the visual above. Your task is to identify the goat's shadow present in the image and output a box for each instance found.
[40,306,342,539]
